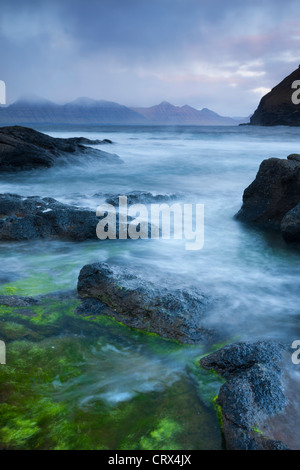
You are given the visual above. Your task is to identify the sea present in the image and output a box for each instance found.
[1,124,300,449]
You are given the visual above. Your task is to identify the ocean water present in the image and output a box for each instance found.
[1,124,300,449]
[2,124,300,340]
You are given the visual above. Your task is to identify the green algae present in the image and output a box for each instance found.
[0,274,59,297]
[0,320,42,342]
[0,271,73,297]
[212,395,223,428]
[188,356,225,407]
[251,426,263,436]
[0,298,82,340]
[0,294,182,354]
[81,312,183,355]
[0,292,223,450]
[1,286,18,295]
[0,334,222,450]
[122,418,181,450]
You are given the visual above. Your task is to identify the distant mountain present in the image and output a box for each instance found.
[250,66,300,126]
[0,97,241,125]
[131,101,238,125]
[0,97,147,125]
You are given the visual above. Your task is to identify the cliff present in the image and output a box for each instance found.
[250,66,300,126]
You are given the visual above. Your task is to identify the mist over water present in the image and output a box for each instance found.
[2,125,300,342]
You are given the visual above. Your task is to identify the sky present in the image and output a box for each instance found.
[0,0,299,115]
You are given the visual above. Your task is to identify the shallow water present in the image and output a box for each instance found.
[1,124,300,449]
[0,296,223,449]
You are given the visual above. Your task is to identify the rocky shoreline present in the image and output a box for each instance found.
[0,125,298,450]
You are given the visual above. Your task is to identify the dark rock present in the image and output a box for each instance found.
[280,203,300,242]
[200,341,284,379]
[200,341,290,450]
[0,125,121,171]
[105,191,180,207]
[65,136,108,145]
[77,262,214,344]
[0,194,98,241]
[250,67,300,126]
[75,297,117,318]
[0,193,142,242]
[0,294,39,307]
[287,153,300,163]
[236,156,300,242]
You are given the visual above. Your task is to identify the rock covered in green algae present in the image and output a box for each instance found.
[200,341,290,450]
[77,262,215,344]
[0,293,87,341]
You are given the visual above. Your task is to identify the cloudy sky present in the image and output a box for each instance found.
[0,0,299,115]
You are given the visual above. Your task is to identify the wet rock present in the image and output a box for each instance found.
[77,262,215,344]
[287,153,300,163]
[280,203,300,243]
[75,297,117,318]
[200,341,284,378]
[0,125,121,171]
[66,136,112,145]
[105,191,180,206]
[0,194,99,241]
[0,193,145,242]
[236,156,300,242]
[200,341,290,450]
[0,294,39,307]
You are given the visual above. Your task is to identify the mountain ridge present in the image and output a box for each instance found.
[131,101,238,125]
[0,97,246,125]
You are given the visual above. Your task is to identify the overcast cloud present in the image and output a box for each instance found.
[0,0,299,114]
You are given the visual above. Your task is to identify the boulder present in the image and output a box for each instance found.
[200,341,290,450]
[236,156,300,242]
[0,125,121,171]
[0,194,99,241]
[77,262,214,344]
[0,193,142,242]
